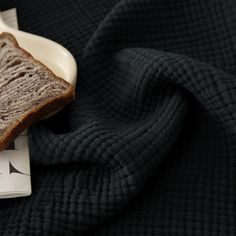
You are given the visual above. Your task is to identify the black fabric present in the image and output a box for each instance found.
[1,0,236,235]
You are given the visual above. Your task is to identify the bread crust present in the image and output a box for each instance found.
[0,32,75,151]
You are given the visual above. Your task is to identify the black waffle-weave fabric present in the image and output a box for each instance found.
[1,0,236,235]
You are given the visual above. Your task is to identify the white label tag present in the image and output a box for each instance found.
[1,8,19,29]
[0,8,32,198]
[0,134,31,198]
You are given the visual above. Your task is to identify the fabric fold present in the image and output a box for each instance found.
[1,0,236,235]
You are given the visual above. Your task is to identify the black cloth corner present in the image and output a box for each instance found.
[1,0,236,235]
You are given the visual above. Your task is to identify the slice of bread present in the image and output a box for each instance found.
[0,32,75,151]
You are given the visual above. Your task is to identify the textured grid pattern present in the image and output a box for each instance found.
[1,0,236,235]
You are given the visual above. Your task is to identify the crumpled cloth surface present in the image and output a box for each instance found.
[1,0,236,235]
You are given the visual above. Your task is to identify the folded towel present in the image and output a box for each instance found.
[1,0,236,235]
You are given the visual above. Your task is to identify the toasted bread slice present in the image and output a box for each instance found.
[0,32,75,151]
